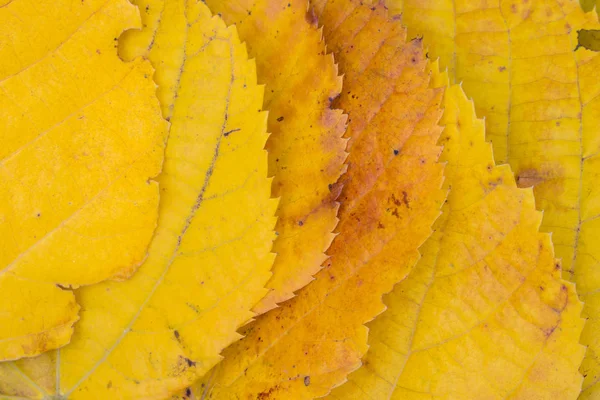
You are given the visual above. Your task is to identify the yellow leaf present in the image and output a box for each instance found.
[0,0,167,360]
[0,2,276,398]
[184,2,446,398]
[194,0,348,313]
[390,0,600,396]
[329,83,586,399]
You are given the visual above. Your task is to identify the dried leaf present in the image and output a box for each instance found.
[184,1,446,398]
[579,0,600,17]
[329,84,585,400]
[391,0,600,396]
[0,0,167,360]
[577,28,600,50]
[0,2,276,398]
[201,0,348,313]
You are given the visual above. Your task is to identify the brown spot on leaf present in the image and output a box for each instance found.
[402,191,410,208]
[517,169,546,188]
[258,386,279,399]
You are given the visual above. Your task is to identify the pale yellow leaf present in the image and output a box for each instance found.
[389,0,600,395]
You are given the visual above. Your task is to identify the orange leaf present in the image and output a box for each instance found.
[183,1,446,398]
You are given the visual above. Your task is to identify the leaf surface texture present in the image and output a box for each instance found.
[185,1,446,398]
[389,0,600,395]
[329,84,585,400]
[200,0,348,313]
[0,0,167,360]
[0,2,276,398]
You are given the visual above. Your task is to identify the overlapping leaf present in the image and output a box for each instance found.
[0,0,167,360]
[329,83,585,400]
[580,0,600,17]
[391,0,600,396]
[200,0,348,313]
[0,2,276,398]
[183,1,446,398]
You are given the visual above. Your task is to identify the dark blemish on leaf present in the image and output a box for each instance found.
[402,191,410,208]
[224,128,241,137]
[304,376,311,386]
[258,386,278,399]
[393,149,399,155]
[36,212,41,217]
[576,29,600,51]
[377,222,384,229]
[185,388,192,397]
[511,4,517,13]
[544,326,557,338]
[184,357,196,367]
[187,302,201,314]
[56,283,69,290]
[174,330,180,340]
[107,381,112,389]
[298,220,304,226]
[166,117,171,122]
[277,116,284,122]
[145,5,149,12]
[498,66,506,72]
